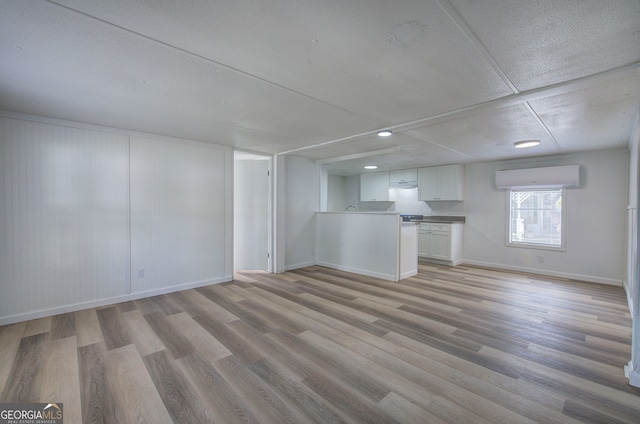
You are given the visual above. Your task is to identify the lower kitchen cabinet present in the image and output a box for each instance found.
[417,222,463,265]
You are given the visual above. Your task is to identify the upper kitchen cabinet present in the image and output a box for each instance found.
[418,164,464,201]
[389,168,418,186]
[360,171,390,202]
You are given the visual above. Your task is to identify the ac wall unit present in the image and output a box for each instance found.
[495,165,580,189]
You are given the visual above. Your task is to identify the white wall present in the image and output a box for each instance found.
[464,149,628,285]
[0,115,233,324]
[626,110,640,387]
[345,175,361,210]
[283,156,319,270]
[0,118,130,320]
[130,137,232,292]
[327,174,347,211]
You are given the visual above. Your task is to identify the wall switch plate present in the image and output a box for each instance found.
[137,268,145,278]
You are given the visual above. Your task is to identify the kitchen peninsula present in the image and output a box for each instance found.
[315,212,417,282]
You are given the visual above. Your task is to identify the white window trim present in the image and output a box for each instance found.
[505,188,567,252]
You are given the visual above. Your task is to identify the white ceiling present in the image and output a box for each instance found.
[1,0,639,175]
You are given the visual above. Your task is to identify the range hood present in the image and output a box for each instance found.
[389,180,418,189]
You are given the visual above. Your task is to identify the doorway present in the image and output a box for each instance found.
[234,151,271,271]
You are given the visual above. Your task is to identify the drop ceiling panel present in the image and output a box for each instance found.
[320,142,467,176]
[0,76,304,153]
[51,0,514,123]
[293,132,433,162]
[1,1,639,175]
[405,104,561,161]
[529,72,640,151]
[0,0,376,149]
[450,0,640,91]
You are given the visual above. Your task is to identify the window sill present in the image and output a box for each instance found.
[506,242,566,252]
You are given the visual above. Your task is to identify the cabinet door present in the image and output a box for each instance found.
[360,172,389,201]
[417,232,429,257]
[403,168,418,182]
[429,231,451,260]
[360,173,374,201]
[372,172,390,200]
[389,170,404,184]
[418,167,438,200]
[437,164,463,201]
[390,168,417,183]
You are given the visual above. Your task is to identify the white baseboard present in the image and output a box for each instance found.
[284,261,317,272]
[0,275,232,326]
[400,269,418,280]
[461,260,623,286]
[625,362,640,388]
[315,261,397,282]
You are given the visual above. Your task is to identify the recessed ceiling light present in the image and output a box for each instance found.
[364,165,378,170]
[514,140,541,149]
[377,130,392,137]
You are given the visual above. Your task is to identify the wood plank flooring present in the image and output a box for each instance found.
[1,263,639,423]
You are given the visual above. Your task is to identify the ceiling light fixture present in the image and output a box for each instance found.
[514,140,541,149]
[377,130,392,137]
[364,165,378,170]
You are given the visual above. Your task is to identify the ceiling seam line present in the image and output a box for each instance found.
[523,102,565,154]
[42,0,377,123]
[402,132,476,160]
[0,108,294,152]
[435,0,520,94]
[279,62,640,156]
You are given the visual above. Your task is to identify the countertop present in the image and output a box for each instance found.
[318,212,466,224]
[407,215,465,224]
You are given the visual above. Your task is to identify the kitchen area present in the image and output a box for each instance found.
[318,164,466,281]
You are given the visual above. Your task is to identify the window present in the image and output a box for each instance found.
[508,189,565,250]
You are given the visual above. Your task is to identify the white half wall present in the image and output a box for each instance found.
[0,115,233,325]
[463,149,628,285]
[316,212,403,281]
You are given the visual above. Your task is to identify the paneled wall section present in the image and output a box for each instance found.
[0,117,232,324]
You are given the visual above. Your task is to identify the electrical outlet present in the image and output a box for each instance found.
[137,268,145,278]
[537,256,544,263]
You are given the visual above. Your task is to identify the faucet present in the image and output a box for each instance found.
[345,204,357,212]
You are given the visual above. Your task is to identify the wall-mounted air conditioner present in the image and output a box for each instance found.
[495,165,580,189]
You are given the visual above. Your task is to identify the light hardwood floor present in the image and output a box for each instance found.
[1,263,639,423]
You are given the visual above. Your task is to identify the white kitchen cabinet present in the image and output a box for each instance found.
[418,164,464,201]
[417,222,463,265]
[389,168,417,185]
[417,224,430,257]
[360,171,390,201]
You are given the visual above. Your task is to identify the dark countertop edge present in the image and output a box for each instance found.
[409,216,465,223]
